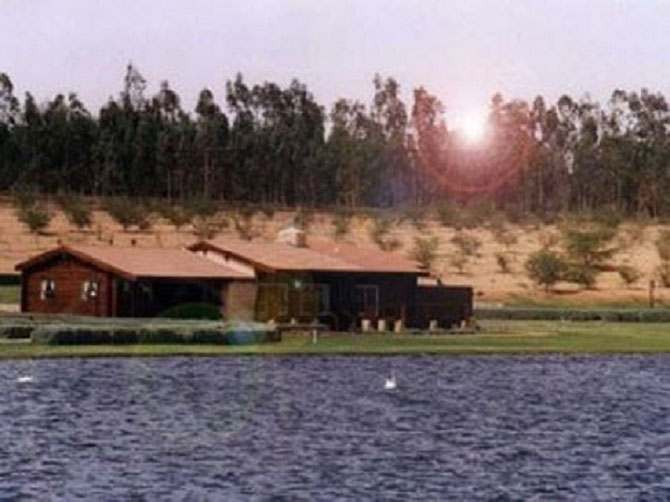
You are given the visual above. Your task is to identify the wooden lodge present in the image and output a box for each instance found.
[15,236,473,330]
[14,246,254,318]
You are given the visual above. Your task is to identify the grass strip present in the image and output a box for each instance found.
[3,321,670,359]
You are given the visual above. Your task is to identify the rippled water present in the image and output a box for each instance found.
[2,355,670,500]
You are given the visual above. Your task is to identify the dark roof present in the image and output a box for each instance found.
[15,245,254,281]
[190,239,427,275]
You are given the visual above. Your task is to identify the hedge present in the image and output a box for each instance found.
[22,318,274,345]
[475,307,670,323]
[157,302,223,321]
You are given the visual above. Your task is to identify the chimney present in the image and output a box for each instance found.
[276,219,306,247]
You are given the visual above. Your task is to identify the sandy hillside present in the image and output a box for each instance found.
[0,199,667,306]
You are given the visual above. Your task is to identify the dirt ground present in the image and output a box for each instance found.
[0,200,667,307]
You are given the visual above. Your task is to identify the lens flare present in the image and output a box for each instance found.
[459,112,487,144]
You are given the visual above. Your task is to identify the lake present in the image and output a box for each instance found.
[2,355,670,500]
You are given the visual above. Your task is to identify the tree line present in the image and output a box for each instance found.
[1,65,670,217]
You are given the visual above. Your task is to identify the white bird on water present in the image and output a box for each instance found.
[384,373,397,390]
[17,376,33,383]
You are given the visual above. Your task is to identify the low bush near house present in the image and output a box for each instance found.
[158,302,223,320]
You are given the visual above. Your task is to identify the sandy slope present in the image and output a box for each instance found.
[0,199,667,306]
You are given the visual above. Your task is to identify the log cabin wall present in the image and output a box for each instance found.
[315,273,417,330]
[414,285,473,328]
[254,271,419,330]
[22,256,113,316]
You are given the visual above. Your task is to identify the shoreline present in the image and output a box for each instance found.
[4,321,670,359]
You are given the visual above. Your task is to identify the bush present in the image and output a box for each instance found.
[157,203,192,230]
[158,302,223,320]
[561,223,616,267]
[402,206,427,230]
[475,307,670,323]
[56,193,92,229]
[410,236,439,270]
[525,249,567,291]
[234,213,258,241]
[591,206,623,228]
[539,231,560,249]
[332,211,352,239]
[0,324,34,339]
[657,262,670,287]
[31,323,227,345]
[486,213,507,234]
[295,208,315,231]
[17,203,51,234]
[449,251,468,274]
[435,202,461,228]
[461,202,497,229]
[656,230,670,262]
[258,205,275,219]
[370,217,397,250]
[451,231,481,256]
[104,197,152,231]
[563,263,598,289]
[493,227,518,248]
[192,215,227,240]
[618,265,641,286]
[496,252,512,274]
[383,237,402,252]
[618,224,645,250]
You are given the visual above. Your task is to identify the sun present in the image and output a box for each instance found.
[458,111,488,145]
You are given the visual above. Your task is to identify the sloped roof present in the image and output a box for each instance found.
[190,239,427,275]
[15,245,254,281]
[308,241,426,274]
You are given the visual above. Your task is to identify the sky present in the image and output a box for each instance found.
[2,0,670,126]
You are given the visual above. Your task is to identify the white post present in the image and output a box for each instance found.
[377,319,386,332]
[394,319,404,333]
[361,319,371,332]
[429,319,438,332]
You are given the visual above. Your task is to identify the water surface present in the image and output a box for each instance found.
[2,355,670,500]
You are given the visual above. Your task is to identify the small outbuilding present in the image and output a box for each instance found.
[15,245,254,318]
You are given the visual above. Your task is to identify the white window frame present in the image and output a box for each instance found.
[40,279,56,301]
[81,280,100,301]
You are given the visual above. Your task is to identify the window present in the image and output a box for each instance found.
[82,280,100,301]
[354,285,379,317]
[315,284,330,315]
[299,284,330,316]
[257,283,289,319]
[40,279,56,300]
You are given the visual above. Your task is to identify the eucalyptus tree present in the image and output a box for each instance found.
[226,74,260,202]
[195,88,229,200]
[370,75,410,206]
[409,86,448,205]
[0,73,20,190]
[326,98,384,208]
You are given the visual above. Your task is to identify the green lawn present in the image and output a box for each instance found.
[3,320,670,359]
[0,285,19,304]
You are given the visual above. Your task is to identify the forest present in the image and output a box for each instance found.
[1,64,670,218]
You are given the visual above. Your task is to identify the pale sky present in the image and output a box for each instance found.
[1,0,670,125]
